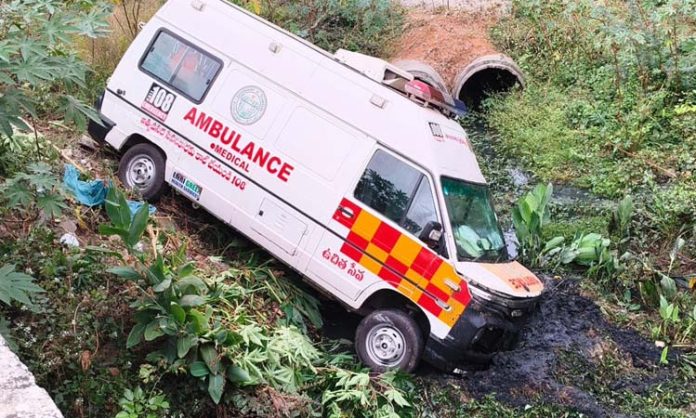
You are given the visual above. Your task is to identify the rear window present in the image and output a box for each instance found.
[140,30,222,103]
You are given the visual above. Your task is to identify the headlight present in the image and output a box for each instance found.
[468,284,496,303]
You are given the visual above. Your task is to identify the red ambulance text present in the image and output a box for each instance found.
[184,107,294,182]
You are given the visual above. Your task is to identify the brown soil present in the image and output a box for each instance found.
[390,9,502,89]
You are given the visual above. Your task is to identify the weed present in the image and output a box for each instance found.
[116,387,170,418]
[1,163,67,221]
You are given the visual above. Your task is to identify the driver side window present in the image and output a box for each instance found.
[354,150,441,246]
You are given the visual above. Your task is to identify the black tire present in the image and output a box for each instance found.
[355,309,424,373]
[118,143,167,201]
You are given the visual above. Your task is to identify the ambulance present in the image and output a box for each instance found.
[89,0,544,373]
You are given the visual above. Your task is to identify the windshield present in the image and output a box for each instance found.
[442,177,508,262]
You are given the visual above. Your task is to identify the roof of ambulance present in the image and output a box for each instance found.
[158,0,486,185]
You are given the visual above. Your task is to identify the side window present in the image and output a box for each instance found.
[354,150,438,237]
[403,179,437,236]
[140,30,222,103]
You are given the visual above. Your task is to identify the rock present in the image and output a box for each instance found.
[78,135,100,151]
[59,220,77,234]
[59,233,80,248]
[0,335,63,418]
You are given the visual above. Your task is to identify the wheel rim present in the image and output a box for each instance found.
[365,324,406,367]
[126,155,155,190]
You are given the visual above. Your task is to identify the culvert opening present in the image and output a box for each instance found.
[453,55,525,111]
[458,68,520,109]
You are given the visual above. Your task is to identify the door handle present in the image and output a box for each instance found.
[338,206,355,219]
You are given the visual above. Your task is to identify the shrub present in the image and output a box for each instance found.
[233,0,405,56]
[0,0,111,168]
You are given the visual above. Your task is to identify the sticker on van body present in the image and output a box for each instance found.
[231,86,267,125]
[171,171,202,201]
[142,82,177,122]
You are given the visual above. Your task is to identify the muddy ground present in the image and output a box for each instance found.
[319,270,672,417]
[449,277,667,417]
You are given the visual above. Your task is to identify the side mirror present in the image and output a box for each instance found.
[419,221,443,248]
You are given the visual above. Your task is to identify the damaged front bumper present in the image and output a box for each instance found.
[423,286,539,372]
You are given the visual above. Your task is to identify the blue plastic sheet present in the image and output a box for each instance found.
[128,201,157,216]
[63,164,107,207]
[63,164,156,217]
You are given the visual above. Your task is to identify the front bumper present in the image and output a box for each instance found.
[87,91,115,143]
[423,296,537,372]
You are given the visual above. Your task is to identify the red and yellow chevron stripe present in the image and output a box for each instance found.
[333,198,471,327]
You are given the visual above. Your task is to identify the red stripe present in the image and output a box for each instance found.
[384,256,409,275]
[452,284,472,305]
[372,222,400,253]
[340,242,363,262]
[424,258,444,279]
[346,231,369,250]
[378,266,403,287]
[411,248,438,277]
[417,294,443,316]
[425,283,450,302]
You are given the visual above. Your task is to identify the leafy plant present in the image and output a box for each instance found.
[234,0,404,57]
[0,0,111,167]
[1,162,67,220]
[321,369,411,418]
[100,186,413,414]
[512,183,563,266]
[116,387,170,418]
[99,186,151,251]
[0,263,43,352]
[0,264,44,309]
[559,233,612,267]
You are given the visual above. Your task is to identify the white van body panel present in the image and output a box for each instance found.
[98,0,543,343]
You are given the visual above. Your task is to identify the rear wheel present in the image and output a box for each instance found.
[355,309,424,373]
[118,143,167,201]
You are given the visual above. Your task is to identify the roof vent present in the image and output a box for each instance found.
[334,49,413,87]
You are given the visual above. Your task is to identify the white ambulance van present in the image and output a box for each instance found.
[89,0,544,372]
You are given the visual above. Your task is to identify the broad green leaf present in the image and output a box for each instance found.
[105,187,131,230]
[170,303,186,324]
[36,193,67,219]
[187,309,208,333]
[126,322,147,349]
[107,266,141,281]
[660,275,677,299]
[543,236,565,252]
[152,278,172,293]
[180,295,205,308]
[144,319,164,342]
[227,365,251,384]
[126,202,150,248]
[199,344,220,374]
[190,361,209,378]
[176,276,207,293]
[208,373,225,404]
[177,334,197,358]
[0,264,43,308]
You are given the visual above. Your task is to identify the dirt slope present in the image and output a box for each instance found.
[390,10,501,90]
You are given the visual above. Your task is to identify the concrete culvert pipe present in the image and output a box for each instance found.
[453,54,525,110]
[392,59,452,102]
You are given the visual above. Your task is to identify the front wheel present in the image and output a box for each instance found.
[355,309,424,373]
[118,143,167,201]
